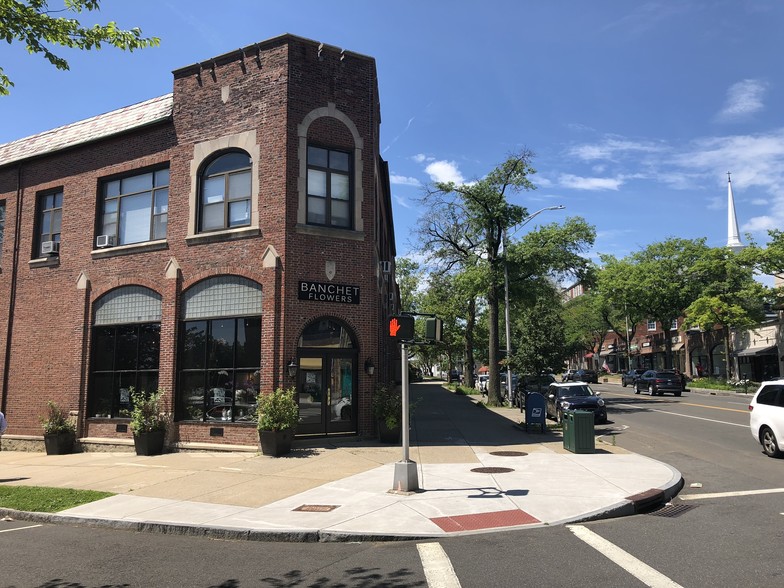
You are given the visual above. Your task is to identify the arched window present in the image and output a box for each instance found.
[299,318,355,348]
[711,344,727,377]
[177,276,262,423]
[199,151,252,232]
[89,287,162,418]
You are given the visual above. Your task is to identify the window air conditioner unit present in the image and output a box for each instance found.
[41,240,59,255]
[379,260,392,274]
[96,234,115,248]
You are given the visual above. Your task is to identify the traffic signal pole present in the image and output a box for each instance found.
[392,342,419,492]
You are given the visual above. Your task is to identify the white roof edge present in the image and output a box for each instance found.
[0,93,174,168]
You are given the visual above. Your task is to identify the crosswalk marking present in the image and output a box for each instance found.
[568,524,683,588]
[417,542,462,588]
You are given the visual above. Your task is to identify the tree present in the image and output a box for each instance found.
[418,150,536,405]
[599,238,711,369]
[511,283,567,376]
[0,0,159,95]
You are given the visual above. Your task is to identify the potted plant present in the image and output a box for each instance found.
[372,385,402,443]
[129,388,169,456]
[40,401,77,455]
[257,387,299,456]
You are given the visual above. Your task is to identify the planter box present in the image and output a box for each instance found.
[133,430,166,456]
[44,431,76,455]
[259,428,293,456]
[377,420,401,444]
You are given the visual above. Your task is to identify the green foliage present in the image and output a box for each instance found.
[129,388,169,434]
[512,285,567,375]
[256,387,299,432]
[371,385,402,429]
[40,400,76,435]
[0,0,159,95]
[0,485,113,512]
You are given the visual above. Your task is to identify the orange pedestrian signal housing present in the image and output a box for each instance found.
[389,315,415,340]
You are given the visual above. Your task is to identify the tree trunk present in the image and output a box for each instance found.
[663,328,673,369]
[464,296,477,389]
[487,276,502,405]
[724,327,733,380]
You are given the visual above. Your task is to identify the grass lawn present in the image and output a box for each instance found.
[0,485,114,513]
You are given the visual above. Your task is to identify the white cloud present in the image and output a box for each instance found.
[389,174,421,187]
[412,153,434,163]
[558,174,623,191]
[750,198,768,206]
[424,160,466,184]
[394,194,413,209]
[716,79,767,122]
[706,196,723,211]
[568,136,665,162]
[742,215,778,232]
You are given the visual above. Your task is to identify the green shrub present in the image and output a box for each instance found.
[40,401,76,435]
[257,387,299,431]
[129,388,169,434]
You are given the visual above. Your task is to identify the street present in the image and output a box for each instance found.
[2,383,782,587]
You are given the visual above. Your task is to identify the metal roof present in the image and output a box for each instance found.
[0,93,173,168]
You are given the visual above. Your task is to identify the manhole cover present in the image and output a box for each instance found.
[471,467,515,474]
[646,503,696,518]
[489,451,528,457]
[293,504,339,512]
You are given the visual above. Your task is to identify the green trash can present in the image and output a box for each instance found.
[562,410,595,454]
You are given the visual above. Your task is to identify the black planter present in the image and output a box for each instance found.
[44,431,75,455]
[259,428,293,456]
[377,420,401,444]
[133,429,166,456]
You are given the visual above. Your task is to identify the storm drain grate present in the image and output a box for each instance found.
[293,504,339,513]
[646,503,696,518]
[471,467,515,474]
[489,451,528,457]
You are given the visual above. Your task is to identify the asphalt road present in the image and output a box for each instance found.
[2,383,781,587]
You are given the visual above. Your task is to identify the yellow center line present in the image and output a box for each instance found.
[679,402,748,414]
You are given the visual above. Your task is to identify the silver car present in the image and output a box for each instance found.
[749,379,784,458]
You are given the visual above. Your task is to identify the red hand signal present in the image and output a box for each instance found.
[389,317,401,337]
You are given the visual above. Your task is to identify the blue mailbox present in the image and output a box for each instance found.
[524,392,546,433]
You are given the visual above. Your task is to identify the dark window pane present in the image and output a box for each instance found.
[179,371,206,421]
[330,150,350,171]
[92,327,116,370]
[235,318,261,367]
[299,319,353,348]
[308,146,328,167]
[89,373,113,418]
[205,152,251,176]
[138,324,161,369]
[209,319,235,368]
[181,321,207,369]
[115,325,139,370]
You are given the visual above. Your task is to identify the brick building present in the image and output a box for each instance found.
[0,34,399,450]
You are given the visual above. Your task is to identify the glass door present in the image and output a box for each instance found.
[296,352,355,435]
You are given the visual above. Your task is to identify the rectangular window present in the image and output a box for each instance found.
[177,316,261,423]
[99,168,168,246]
[307,146,352,229]
[647,320,656,331]
[36,189,63,257]
[670,319,678,330]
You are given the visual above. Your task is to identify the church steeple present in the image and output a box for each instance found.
[726,172,744,252]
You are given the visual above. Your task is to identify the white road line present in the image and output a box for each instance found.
[417,542,462,588]
[568,525,683,588]
[680,487,784,501]
[0,524,43,533]
[113,462,169,468]
[614,403,747,428]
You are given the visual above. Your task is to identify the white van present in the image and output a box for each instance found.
[749,379,784,458]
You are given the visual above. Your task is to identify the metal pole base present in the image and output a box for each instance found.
[391,460,419,493]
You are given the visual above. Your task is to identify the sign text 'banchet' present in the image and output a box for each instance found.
[298,281,360,304]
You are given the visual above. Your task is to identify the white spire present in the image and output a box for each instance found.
[726,172,744,252]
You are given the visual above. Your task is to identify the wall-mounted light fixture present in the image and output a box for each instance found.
[287,359,298,378]
[364,357,375,376]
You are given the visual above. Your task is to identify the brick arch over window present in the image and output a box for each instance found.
[297,103,364,233]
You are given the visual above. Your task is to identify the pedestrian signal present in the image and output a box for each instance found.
[389,315,415,340]
[425,317,443,342]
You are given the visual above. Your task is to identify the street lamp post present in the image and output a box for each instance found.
[503,205,565,404]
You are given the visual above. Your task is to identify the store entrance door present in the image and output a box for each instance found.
[296,351,356,436]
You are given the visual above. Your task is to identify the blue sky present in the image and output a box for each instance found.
[2,1,783,264]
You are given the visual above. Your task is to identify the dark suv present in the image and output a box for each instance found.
[635,370,683,396]
[573,369,598,384]
[513,374,556,409]
[621,369,646,387]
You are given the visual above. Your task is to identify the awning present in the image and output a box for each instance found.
[735,345,777,357]
[671,342,684,351]
[584,352,594,359]
[599,349,619,356]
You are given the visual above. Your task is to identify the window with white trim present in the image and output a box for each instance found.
[306,145,352,228]
[647,320,656,331]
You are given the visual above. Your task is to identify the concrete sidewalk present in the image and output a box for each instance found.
[0,382,682,541]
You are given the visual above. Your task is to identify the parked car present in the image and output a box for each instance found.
[513,374,556,408]
[499,372,519,403]
[447,369,462,384]
[621,368,647,387]
[477,374,489,393]
[634,370,683,396]
[749,379,784,458]
[545,382,607,424]
[573,369,598,384]
[561,369,577,382]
